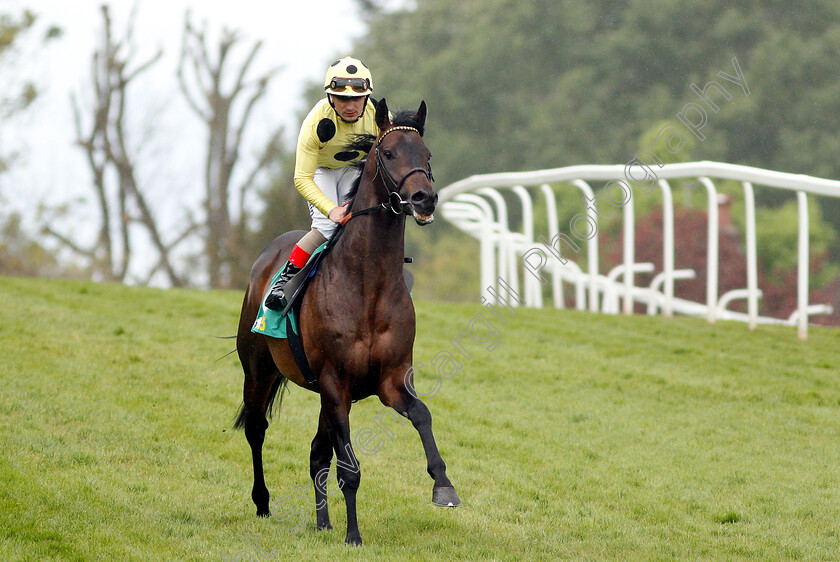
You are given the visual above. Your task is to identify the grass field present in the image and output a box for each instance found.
[1,275,839,561]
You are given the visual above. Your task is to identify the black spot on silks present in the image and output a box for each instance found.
[347,65,357,74]
[330,60,340,67]
[317,118,336,142]
[334,151,360,162]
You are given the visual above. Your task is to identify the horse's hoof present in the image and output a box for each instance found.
[256,508,270,518]
[345,534,363,546]
[317,522,333,531]
[432,486,461,507]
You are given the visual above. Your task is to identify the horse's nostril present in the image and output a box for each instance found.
[411,191,427,203]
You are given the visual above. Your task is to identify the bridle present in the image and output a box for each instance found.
[340,125,434,224]
[375,126,435,214]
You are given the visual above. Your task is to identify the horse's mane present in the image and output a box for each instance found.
[344,109,426,203]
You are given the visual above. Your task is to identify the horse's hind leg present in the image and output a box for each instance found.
[310,410,334,530]
[245,412,271,516]
[236,338,279,517]
[380,385,461,507]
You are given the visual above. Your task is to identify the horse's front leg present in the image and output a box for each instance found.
[320,376,363,545]
[310,409,334,530]
[380,382,461,508]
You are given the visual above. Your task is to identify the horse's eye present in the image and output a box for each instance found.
[383,150,394,159]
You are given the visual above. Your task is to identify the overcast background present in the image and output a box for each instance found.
[4,0,366,272]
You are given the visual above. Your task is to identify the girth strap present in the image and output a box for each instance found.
[285,311,319,390]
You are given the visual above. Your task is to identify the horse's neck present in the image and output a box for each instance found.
[336,175,406,279]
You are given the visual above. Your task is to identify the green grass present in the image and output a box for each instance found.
[1,276,839,561]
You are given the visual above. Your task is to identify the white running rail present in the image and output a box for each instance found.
[439,161,840,340]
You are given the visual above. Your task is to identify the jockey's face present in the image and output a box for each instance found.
[331,94,366,123]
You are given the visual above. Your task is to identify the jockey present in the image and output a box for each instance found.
[264,57,379,310]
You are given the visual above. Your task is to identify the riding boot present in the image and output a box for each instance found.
[264,263,302,310]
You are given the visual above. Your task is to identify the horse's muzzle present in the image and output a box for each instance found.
[410,190,437,225]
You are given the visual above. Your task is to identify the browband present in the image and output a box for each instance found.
[377,126,420,144]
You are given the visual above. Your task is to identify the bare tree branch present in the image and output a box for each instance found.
[124,47,163,83]
[177,13,214,121]
[229,75,270,168]
[41,224,96,259]
[177,16,210,120]
[177,10,282,288]
[51,3,190,286]
[229,38,261,95]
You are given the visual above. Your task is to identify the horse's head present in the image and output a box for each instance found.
[374,99,438,225]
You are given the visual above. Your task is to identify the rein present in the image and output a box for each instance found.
[340,126,434,225]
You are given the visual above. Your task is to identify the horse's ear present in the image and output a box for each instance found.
[375,98,390,130]
[415,100,427,130]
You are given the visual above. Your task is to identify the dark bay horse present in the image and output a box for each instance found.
[235,99,460,545]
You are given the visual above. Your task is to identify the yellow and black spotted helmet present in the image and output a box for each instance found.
[324,57,373,97]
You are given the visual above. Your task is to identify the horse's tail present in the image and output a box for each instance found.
[233,375,289,430]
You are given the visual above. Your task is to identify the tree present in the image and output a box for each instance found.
[0,9,64,277]
[45,4,189,286]
[0,9,59,173]
[0,9,36,176]
[0,212,84,278]
[177,12,284,289]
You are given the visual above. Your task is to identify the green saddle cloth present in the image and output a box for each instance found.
[251,241,328,339]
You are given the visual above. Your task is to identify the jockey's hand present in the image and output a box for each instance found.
[328,203,350,224]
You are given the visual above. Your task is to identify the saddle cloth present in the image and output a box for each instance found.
[250,241,329,339]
